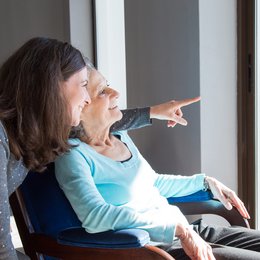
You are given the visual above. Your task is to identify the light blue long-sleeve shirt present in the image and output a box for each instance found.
[55,131,205,243]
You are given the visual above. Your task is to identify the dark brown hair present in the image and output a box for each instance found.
[0,37,86,171]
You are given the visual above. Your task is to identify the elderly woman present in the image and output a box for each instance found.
[55,67,260,260]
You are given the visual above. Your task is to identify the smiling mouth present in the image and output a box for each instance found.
[109,106,118,110]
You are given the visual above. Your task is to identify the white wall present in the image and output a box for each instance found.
[199,0,237,191]
[199,0,237,224]
[95,0,127,108]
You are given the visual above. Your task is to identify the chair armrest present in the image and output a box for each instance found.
[167,190,213,204]
[57,227,150,249]
[167,190,250,228]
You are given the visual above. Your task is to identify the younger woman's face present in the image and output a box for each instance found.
[63,67,90,126]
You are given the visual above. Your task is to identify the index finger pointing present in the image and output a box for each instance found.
[177,96,201,108]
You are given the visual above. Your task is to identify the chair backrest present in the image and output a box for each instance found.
[18,162,82,238]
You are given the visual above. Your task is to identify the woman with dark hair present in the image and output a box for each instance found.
[0,37,195,260]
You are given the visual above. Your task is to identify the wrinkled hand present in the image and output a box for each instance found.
[150,96,201,127]
[176,223,215,260]
[205,177,250,219]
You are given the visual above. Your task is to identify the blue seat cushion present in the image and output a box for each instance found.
[57,228,150,249]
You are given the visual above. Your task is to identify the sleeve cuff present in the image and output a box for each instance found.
[139,107,152,126]
[194,173,206,191]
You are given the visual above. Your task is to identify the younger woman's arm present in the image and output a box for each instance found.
[0,131,18,260]
[111,107,151,132]
[111,97,200,132]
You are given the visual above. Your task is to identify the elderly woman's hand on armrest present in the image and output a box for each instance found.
[204,176,250,219]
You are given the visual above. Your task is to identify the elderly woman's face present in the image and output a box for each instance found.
[80,69,122,128]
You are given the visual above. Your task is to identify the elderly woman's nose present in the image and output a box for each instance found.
[110,88,120,98]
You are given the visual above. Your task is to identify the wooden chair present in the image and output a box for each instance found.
[10,163,249,260]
